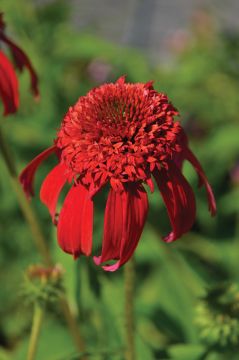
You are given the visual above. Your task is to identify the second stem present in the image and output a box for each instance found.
[0,125,86,356]
[124,258,136,360]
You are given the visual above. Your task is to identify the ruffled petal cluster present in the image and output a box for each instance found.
[0,13,39,116]
[20,77,216,271]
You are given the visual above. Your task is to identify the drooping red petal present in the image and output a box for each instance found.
[93,188,123,266]
[19,145,56,198]
[1,34,39,98]
[0,51,19,115]
[57,184,93,258]
[154,161,196,242]
[94,184,148,271]
[40,163,69,221]
[184,147,216,216]
[173,129,216,216]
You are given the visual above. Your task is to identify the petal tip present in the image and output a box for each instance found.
[102,262,120,272]
[93,256,102,266]
[162,232,176,243]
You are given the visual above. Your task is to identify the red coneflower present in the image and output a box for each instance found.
[0,12,39,116]
[20,77,216,271]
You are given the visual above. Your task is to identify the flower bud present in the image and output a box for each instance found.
[196,283,239,348]
[22,264,64,308]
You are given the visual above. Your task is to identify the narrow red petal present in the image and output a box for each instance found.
[154,162,196,242]
[94,184,148,271]
[173,129,189,170]
[19,145,56,198]
[1,34,39,98]
[0,51,19,115]
[184,148,216,216]
[93,188,123,266]
[40,163,69,221]
[57,185,93,258]
[173,129,216,216]
[116,75,126,85]
[146,176,154,193]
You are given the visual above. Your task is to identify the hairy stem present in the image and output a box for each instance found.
[124,258,136,360]
[60,298,86,353]
[27,305,44,360]
[10,176,52,265]
[0,125,87,356]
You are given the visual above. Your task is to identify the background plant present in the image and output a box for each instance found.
[0,0,238,359]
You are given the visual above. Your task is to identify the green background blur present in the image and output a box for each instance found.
[0,0,239,359]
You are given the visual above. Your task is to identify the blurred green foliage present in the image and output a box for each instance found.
[0,0,239,359]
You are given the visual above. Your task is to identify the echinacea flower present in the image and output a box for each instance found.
[0,12,39,116]
[20,77,216,271]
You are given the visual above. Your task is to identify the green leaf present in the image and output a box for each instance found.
[168,344,206,360]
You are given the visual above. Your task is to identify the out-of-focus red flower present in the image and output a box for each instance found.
[0,50,19,115]
[20,77,216,271]
[0,12,39,116]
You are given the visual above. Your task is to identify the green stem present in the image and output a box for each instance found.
[10,176,52,265]
[0,125,52,264]
[0,125,87,356]
[27,305,44,360]
[60,298,86,355]
[0,124,16,176]
[124,258,136,360]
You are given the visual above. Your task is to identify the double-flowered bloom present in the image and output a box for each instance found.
[20,77,216,271]
[0,13,38,115]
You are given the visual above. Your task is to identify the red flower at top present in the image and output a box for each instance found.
[0,13,39,116]
[20,77,216,271]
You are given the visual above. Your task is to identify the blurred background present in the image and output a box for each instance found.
[0,0,239,359]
